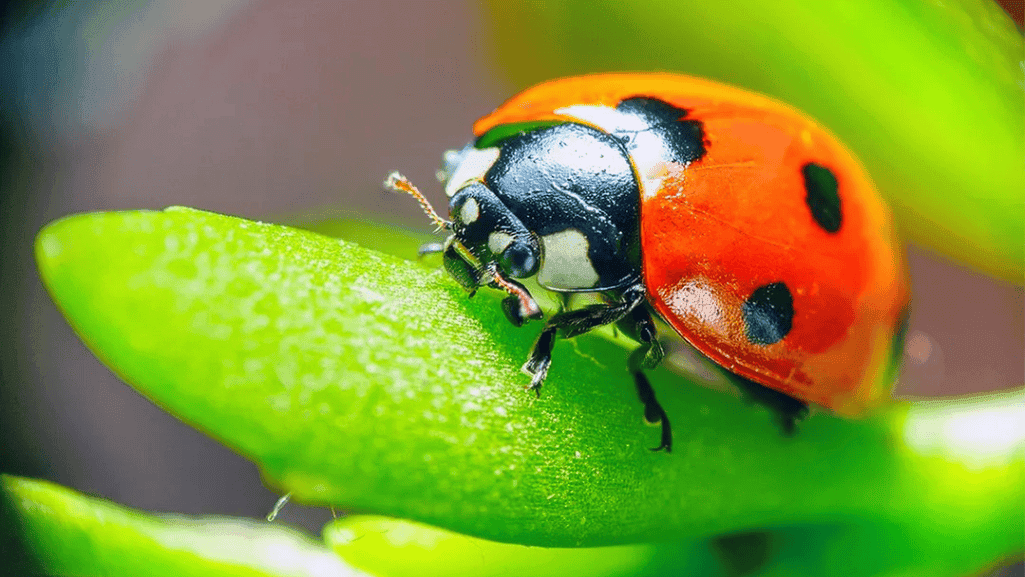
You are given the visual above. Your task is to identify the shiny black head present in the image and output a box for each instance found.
[447,182,540,285]
[383,172,539,295]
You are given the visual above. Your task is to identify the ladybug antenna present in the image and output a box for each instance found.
[384,172,451,231]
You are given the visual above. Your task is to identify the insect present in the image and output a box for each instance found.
[386,73,910,452]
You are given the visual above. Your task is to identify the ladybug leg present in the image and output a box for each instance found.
[730,375,809,436]
[623,305,665,370]
[629,361,672,452]
[522,284,646,396]
[621,307,672,452]
[523,326,557,396]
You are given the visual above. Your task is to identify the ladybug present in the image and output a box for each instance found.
[386,73,909,452]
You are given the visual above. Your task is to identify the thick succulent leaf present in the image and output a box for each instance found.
[324,515,715,577]
[325,512,1023,577]
[484,0,1025,282]
[35,208,1023,565]
[0,475,365,577]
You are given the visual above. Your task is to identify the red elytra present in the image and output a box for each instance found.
[474,73,910,416]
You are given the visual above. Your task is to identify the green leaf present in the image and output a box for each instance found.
[324,515,715,577]
[484,0,1025,283]
[325,511,1025,577]
[35,208,1023,571]
[0,474,364,576]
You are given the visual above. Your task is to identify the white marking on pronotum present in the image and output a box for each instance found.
[556,104,649,133]
[488,231,514,254]
[460,197,480,224]
[537,229,599,290]
[443,147,501,197]
[555,103,681,200]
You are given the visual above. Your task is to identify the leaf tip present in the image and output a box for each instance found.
[34,216,80,283]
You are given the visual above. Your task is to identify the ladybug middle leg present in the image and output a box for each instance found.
[621,305,673,452]
[522,284,647,392]
[521,284,673,452]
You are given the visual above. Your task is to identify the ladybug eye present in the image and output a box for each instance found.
[500,241,539,279]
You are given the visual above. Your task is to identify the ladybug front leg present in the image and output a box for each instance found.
[522,325,557,395]
[521,284,647,396]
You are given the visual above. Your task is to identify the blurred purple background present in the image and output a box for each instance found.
[0,0,1021,567]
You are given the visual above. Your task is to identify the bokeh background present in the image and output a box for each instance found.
[0,0,1021,574]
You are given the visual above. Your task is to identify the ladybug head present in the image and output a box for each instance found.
[448,183,540,281]
[385,172,543,323]
[385,173,540,287]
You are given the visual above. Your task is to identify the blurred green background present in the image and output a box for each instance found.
[0,0,1021,575]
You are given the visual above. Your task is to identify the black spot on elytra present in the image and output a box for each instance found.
[615,97,706,164]
[743,282,794,345]
[802,163,842,233]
